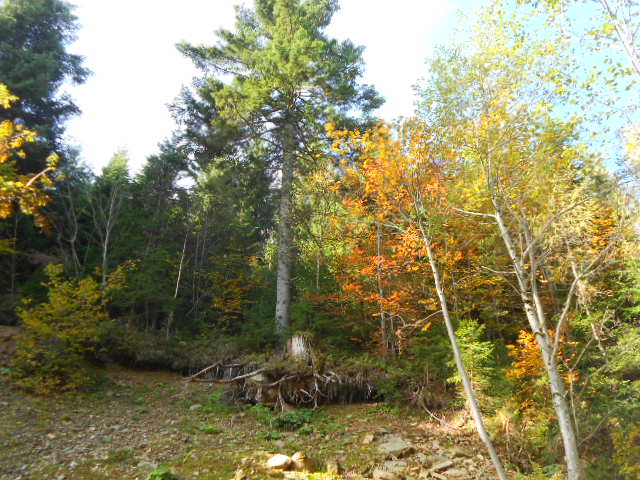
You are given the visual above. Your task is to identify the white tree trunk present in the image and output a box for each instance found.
[167,231,188,339]
[493,207,582,480]
[376,221,390,357]
[420,228,509,480]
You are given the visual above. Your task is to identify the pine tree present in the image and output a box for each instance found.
[0,0,89,171]
[178,0,381,333]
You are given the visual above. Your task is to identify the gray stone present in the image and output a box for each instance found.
[383,460,407,474]
[445,468,468,477]
[450,447,473,458]
[431,460,454,472]
[377,434,414,458]
[424,455,449,467]
[414,452,428,465]
[188,404,202,411]
[372,468,403,480]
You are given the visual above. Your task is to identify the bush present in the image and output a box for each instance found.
[10,264,124,394]
[148,466,179,480]
[248,404,318,431]
[273,408,316,430]
[613,424,640,480]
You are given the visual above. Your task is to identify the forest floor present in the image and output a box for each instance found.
[0,357,502,480]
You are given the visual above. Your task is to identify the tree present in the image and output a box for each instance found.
[178,0,381,333]
[0,83,58,229]
[329,122,509,480]
[525,0,640,80]
[11,263,126,393]
[415,6,626,477]
[0,0,88,170]
[86,150,130,288]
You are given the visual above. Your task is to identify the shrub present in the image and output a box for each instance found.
[197,424,224,434]
[613,424,640,480]
[273,408,316,430]
[248,404,318,431]
[148,466,179,480]
[11,264,124,394]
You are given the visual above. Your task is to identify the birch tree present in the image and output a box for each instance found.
[416,6,621,478]
[87,150,129,288]
[329,122,509,480]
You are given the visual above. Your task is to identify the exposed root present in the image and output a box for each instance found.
[183,359,382,409]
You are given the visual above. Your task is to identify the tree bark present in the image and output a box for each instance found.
[376,221,389,357]
[419,226,509,480]
[167,231,188,339]
[275,121,295,334]
[597,0,640,78]
[493,206,582,480]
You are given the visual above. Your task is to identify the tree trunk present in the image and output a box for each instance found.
[275,121,295,334]
[288,334,312,361]
[101,228,110,288]
[376,221,389,357]
[167,231,188,340]
[9,214,18,298]
[420,226,509,480]
[493,207,582,480]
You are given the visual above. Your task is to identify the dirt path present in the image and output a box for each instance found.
[0,365,500,480]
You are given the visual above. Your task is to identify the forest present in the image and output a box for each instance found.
[1,0,639,479]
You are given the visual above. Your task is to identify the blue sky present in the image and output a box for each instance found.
[63,0,482,172]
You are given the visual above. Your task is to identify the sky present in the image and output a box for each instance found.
[63,0,478,173]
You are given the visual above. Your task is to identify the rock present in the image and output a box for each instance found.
[382,460,407,474]
[444,468,468,477]
[372,468,403,480]
[431,460,454,472]
[430,472,447,480]
[189,404,202,411]
[291,451,312,473]
[414,452,428,465]
[449,447,473,458]
[362,433,375,445]
[423,455,449,467]
[376,434,414,458]
[266,453,292,470]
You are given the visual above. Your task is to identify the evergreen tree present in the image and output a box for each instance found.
[178,0,382,333]
[0,0,89,170]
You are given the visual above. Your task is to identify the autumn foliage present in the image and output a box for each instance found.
[11,264,126,394]
[0,84,58,229]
